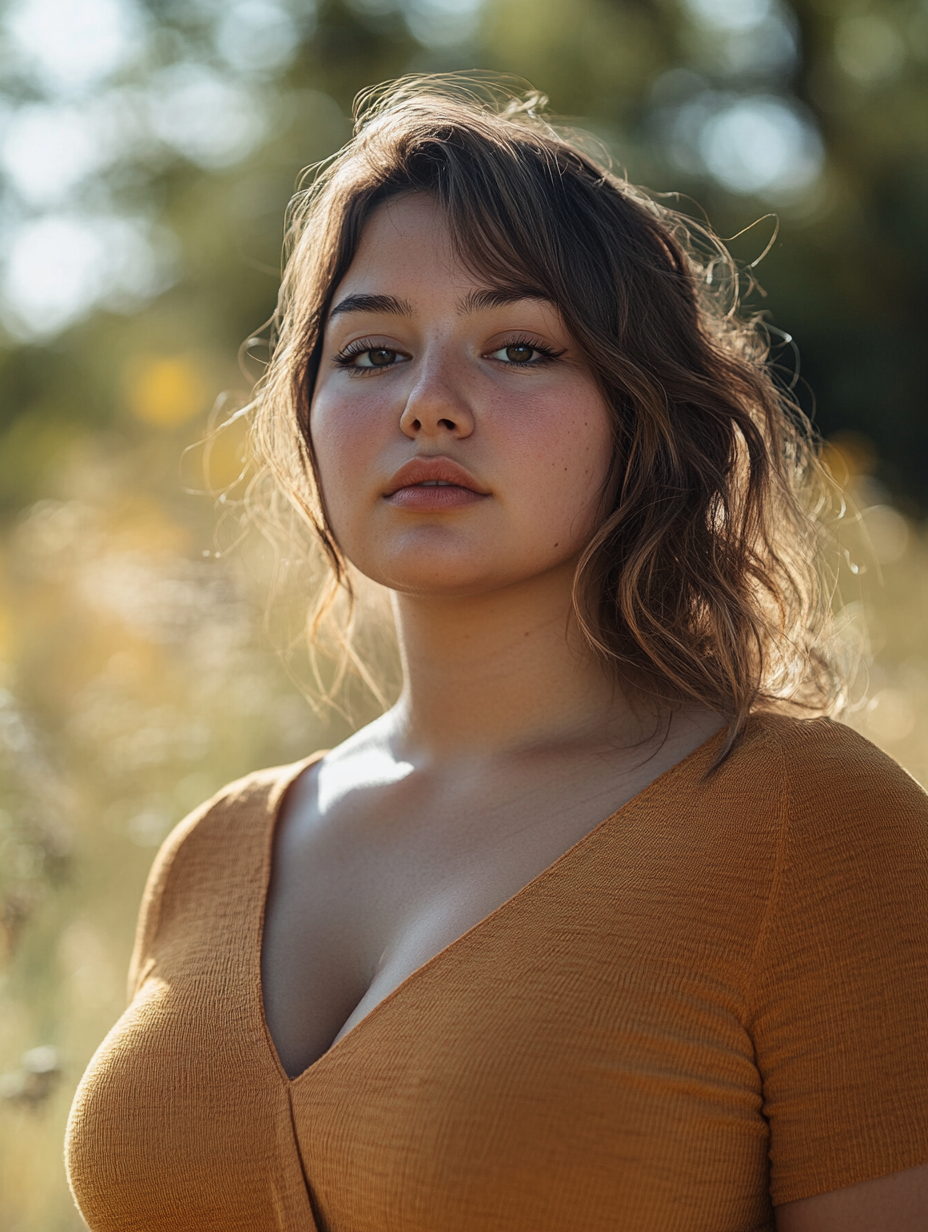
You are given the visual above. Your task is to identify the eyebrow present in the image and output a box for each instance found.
[458,286,552,315]
[328,293,415,320]
[328,286,554,324]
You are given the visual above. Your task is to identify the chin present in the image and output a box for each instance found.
[343,526,494,593]
[353,544,579,602]
[341,519,583,599]
[361,558,506,598]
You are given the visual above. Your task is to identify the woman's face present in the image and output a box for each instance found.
[310,193,614,598]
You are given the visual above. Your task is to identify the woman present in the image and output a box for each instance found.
[65,77,928,1231]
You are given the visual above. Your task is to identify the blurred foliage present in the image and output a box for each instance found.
[0,0,927,1227]
[0,0,926,505]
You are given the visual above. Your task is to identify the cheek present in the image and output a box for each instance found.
[512,394,614,532]
[309,392,379,522]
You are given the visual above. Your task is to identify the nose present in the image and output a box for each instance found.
[398,353,475,440]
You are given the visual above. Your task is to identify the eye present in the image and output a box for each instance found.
[486,338,562,366]
[333,341,410,373]
[496,343,535,363]
[355,347,400,368]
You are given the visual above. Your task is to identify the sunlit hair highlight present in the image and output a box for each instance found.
[246,73,843,757]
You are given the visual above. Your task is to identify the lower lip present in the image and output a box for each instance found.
[385,484,487,511]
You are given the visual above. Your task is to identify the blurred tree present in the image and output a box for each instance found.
[0,0,926,505]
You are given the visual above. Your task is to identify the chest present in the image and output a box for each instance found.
[68,778,779,1232]
[260,756,645,1078]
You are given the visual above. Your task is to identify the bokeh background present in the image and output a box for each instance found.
[1,0,927,1225]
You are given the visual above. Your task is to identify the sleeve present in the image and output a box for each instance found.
[125,795,216,1003]
[124,755,321,1002]
[749,719,928,1206]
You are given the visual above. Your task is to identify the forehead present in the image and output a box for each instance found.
[338,194,465,293]
[329,193,556,323]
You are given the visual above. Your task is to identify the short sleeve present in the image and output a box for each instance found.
[125,796,215,1002]
[749,720,928,1205]
[124,756,320,1003]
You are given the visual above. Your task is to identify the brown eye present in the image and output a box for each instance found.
[337,343,410,372]
[488,341,554,366]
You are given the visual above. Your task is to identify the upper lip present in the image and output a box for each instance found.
[384,456,489,496]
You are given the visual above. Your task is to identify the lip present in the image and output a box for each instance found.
[383,456,490,510]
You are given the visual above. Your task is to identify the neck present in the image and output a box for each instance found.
[386,561,641,764]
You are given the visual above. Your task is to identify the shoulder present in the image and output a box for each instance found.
[744,715,928,1202]
[127,754,322,997]
[734,712,928,825]
[749,709,918,771]
[141,754,323,914]
[743,714,928,987]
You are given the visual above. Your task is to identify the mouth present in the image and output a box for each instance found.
[383,457,489,498]
[383,456,489,510]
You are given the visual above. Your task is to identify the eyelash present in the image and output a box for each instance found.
[490,335,563,367]
[332,338,408,375]
[331,334,564,374]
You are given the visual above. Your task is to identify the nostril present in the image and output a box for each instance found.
[438,418,456,430]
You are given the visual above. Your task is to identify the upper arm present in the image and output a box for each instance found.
[774,1163,928,1232]
[751,722,928,1205]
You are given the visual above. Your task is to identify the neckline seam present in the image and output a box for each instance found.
[255,722,730,1089]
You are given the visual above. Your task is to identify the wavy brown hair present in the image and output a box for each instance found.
[246,74,843,753]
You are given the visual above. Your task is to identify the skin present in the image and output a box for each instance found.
[261,194,928,1230]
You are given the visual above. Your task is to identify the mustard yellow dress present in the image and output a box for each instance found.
[65,715,928,1231]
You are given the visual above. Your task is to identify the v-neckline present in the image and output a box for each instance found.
[255,723,728,1089]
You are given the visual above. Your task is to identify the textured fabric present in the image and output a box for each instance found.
[65,715,928,1232]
